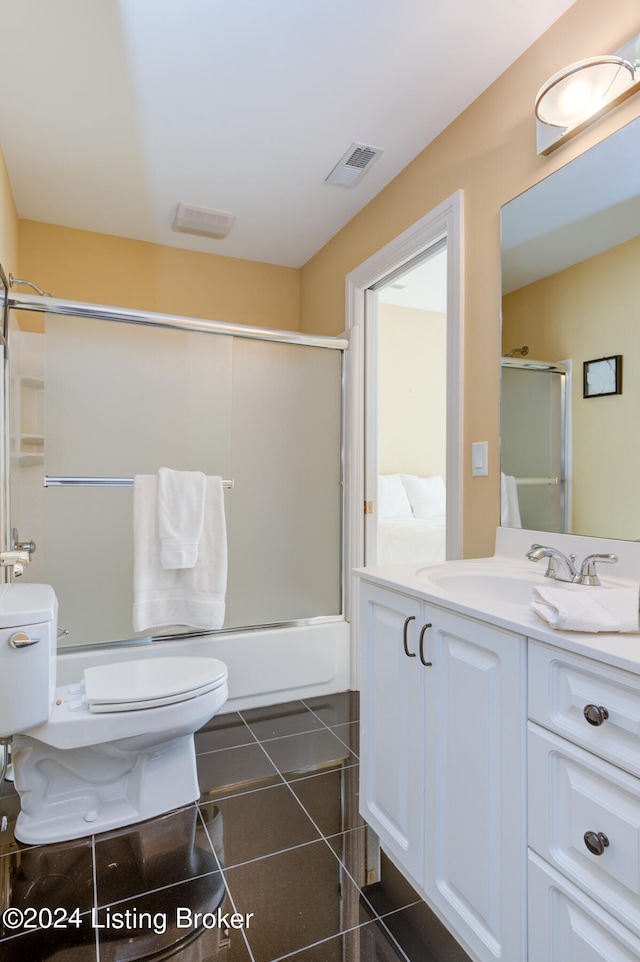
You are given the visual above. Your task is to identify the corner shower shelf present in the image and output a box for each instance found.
[13,373,45,465]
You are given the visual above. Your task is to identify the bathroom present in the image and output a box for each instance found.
[1,0,640,959]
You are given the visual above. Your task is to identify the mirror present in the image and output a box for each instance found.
[501,116,640,540]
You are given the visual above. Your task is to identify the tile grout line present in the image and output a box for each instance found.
[300,700,360,758]
[91,834,101,962]
[216,705,374,960]
[195,804,258,962]
[264,757,396,936]
[266,918,387,962]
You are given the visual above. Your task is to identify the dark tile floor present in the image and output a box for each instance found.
[0,691,471,961]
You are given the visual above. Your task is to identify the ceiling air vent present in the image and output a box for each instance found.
[325,143,384,188]
[172,203,235,239]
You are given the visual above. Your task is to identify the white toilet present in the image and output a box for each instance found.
[0,582,228,845]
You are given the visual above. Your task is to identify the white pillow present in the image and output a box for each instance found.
[378,475,413,519]
[401,474,446,520]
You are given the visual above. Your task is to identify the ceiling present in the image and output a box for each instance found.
[0,0,577,270]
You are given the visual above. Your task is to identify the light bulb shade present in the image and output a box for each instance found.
[535,56,635,128]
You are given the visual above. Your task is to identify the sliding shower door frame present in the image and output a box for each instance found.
[2,285,348,647]
[500,356,572,533]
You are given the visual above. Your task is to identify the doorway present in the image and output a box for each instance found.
[344,192,464,625]
[368,243,448,565]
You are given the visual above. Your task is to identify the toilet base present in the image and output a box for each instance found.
[12,732,202,844]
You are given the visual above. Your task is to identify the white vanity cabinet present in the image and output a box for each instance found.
[527,641,640,961]
[357,576,527,962]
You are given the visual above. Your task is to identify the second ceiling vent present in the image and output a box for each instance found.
[325,143,384,188]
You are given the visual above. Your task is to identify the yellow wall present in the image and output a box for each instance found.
[16,220,300,334]
[503,235,640,540]
[5,0,640,556]
[0,146,18,280]
[299,0,640,557]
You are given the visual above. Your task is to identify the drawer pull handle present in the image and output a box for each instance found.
[419,624,433,667]
[583,704,609,726]
[584,831,609,856]
[403,616,416,658]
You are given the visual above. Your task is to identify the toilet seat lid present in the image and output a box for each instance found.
[83,656,227,710]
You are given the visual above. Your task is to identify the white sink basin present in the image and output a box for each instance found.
[416,562,541,604]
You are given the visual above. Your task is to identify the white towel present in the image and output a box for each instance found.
[133,475,227,632]
[530,584,640,633]
[500,472,522,528]
[158,467,206,569]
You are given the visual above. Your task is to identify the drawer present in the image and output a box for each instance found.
[529,641,640,777]
[528,850,640,962]
[529,722,640,938]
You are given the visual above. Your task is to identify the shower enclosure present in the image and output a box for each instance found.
[2,280,346,653]
[500,357,571,533]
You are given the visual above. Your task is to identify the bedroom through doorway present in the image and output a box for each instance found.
[366,243,448,566]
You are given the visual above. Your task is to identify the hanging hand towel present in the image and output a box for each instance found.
[133,474,227,632]
[500,472,522,528]
[158,467,206,569]
[530,584,640,633]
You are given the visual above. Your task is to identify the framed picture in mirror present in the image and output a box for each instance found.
[583,355,622,398]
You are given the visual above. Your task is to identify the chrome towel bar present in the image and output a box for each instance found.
[43,476,234,488]
[513,476,559,486]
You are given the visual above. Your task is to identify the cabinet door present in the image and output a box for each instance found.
[358,580,426,882]
[423,608,526,962]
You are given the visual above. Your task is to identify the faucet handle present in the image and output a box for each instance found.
[0,549,31,577]
[578,553,619,586]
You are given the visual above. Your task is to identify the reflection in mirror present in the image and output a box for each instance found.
[501,117,640,540]
[9,311,344,648]
[501,357,570,533]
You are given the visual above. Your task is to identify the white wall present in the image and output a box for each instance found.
[378,303,447,478]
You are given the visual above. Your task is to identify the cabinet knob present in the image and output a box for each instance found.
[583,704,609,726]
[584,831,609,856]
[419,623,433,667]
[402,616,416,658]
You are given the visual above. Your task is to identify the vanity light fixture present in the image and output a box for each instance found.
[535,32,640,154]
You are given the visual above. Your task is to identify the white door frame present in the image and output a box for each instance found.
[344,191,464,628]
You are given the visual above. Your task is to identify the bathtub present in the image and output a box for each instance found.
[56,618,352,712]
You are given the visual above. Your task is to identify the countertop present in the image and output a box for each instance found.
[355,526,640,676]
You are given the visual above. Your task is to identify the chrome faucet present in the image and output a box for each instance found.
[526,543,618,585]
[576,553,619,586]
[526,544,579,583]
[0,530,36,578]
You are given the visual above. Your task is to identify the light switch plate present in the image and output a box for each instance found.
[471,441,488,477]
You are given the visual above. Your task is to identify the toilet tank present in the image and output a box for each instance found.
[0,583,58,738]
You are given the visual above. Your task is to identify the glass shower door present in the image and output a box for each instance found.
[501,362,569,533]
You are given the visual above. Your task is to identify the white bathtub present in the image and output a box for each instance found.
[56,618,352,712]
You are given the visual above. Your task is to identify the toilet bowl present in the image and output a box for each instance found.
[0,582,228,845]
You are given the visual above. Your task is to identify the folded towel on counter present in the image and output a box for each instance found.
[133,474,227,632]
[158,467,206,569]
[530,584,640,633]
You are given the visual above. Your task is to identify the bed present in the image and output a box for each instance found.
[376,474,446,565]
